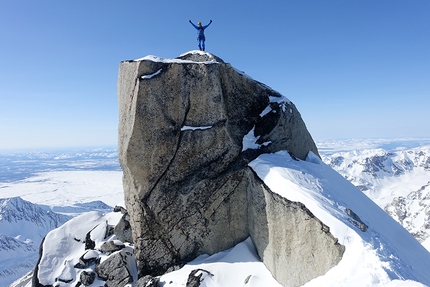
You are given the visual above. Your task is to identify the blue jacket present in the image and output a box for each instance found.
[190,21,212,40]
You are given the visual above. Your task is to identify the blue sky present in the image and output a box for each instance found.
[0,1,429,150]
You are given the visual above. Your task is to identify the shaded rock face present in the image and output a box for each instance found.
[247,170,345,286]
[117,51,343,286]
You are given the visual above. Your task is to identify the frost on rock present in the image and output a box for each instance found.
[256,93,291,117]
[181,125,212,131]
[269,95,291,113]
[134,50,223,65]
[141,69,162,79]
[242,127,271,151]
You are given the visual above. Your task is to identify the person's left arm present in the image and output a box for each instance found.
[203,20,212,29]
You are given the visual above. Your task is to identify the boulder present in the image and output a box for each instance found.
[117,51,343,286]
[135,275,159,287]
[79,270,96,286]
[186,269,214,287]
[114,213,133,244]
[114,205,128,214]
[100,240,125,254]
[95,249,135,287]
[84,230,95,250]
[74,250,99,269]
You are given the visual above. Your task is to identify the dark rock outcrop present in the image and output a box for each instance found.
[186,269,214,287]
[74,250,99,269]
[114,213,133,244]
[100,240,125,254]
[79,270,96,286]
[135,275,159,287]
[95,248,134,287]
[117,51,344,286]
[346,208,368,232]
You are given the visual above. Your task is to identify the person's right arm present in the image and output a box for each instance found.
[189,20,198,29]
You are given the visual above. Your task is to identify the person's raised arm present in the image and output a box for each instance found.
[189,20,198,29]
[203,20,212,29]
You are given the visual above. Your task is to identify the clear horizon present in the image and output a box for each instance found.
[1,1,429,149]
[2,137,430,154]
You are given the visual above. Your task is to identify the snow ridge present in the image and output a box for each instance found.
[321,145,430,247]
[250,150,430,286]
[0,197,72,243]
[0,197,72,286]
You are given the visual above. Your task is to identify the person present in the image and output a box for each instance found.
[189,20,212,51]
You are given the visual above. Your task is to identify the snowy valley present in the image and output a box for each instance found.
[1,140,430,286]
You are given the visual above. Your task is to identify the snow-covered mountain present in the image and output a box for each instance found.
[0,197,72,286]
[319,140,430,250]
[0,148,123,286]
[0,197,116,286]
[0,234,36,287]
[0,197,72,243]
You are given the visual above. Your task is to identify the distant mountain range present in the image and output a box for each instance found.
[320,142,430,247]
[0,197,72,286]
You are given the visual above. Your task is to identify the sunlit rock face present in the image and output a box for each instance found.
[117,51,343,287]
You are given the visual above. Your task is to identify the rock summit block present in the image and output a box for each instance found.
[117,51,344,287]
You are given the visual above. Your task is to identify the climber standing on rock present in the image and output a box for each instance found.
[189,20,212,51]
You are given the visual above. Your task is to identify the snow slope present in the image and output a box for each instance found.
[320,142,430,247]
[159,237,283,287]
[249,151,430,286]
[0,197,71,245]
